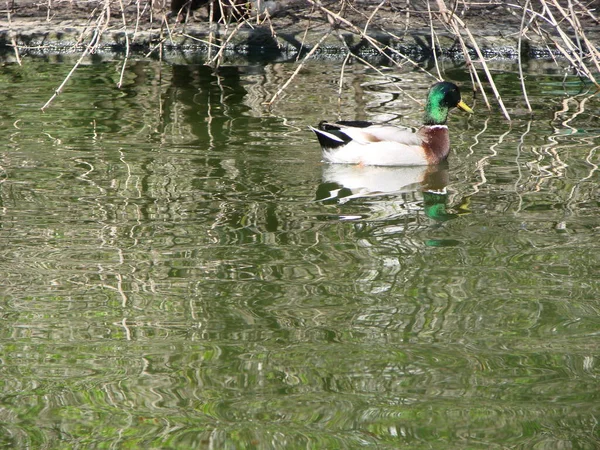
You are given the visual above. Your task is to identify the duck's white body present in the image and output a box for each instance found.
[310,123,450,166]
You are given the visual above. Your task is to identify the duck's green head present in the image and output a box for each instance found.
[424,81,473,126]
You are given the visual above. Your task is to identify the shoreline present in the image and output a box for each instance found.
[1,1,593,63]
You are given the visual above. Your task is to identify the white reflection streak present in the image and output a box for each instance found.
[119,148,132,192]
[42,132,62,145]
[557,93,594,131]
[467,116,488,158]
[544,108,568,177]
[77,158,123,307]
[74,158,106,194]
[565,144,599,208]
[116,271,128,308]
[528,90,599,205]
[533,92,596,188]
[0,164,6,186]
[121,317,132,341]
[280,116,303,136]
[471,123,510,195]
[119,147,143,245]
[206,80,216,152]
[189,297,198,321]
[514,119,532,212]
[582,146,599,182]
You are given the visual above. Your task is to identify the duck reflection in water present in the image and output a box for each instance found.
[315,162,467,223]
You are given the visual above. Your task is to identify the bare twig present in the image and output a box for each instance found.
[339,41,423,107]
[42,28,100,111]
[528,0,600,86]
[41,2,111,110]
[162,10,175,46]
[208,0,215,61]
[117,0,130,88]
[442,11,491,109]
[338,51,351,101]
[437,0,510,120]
[307,0,436,80]
[208,16,248,66]
[265,31,332,106]
[6,1,21,66]
[363,0,386,35]
[550,0,600,78]
[518,0,533,113]
[427,1,442,81]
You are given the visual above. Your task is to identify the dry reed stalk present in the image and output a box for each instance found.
[145,37,166,57]
[548,0,600,82]
[572,0,599,22]
[27,0,600,118]
[362,0,386,35]
[207,1,263,68]
[307,0,435,79]
[439,12,490,109]
[143,1,177,58]
[6,1,21,66]
[267,0,434,108]
[513,0,599,87]
[208,0,215,61]
[561,0,600,68]
[436,0,511,120]
[133,0,145,41]
[181,32,224,48]
[97,0,111,52]
[162,9,175,46]
[42,1,111,110]
[539,2,593,79]
[117,0,130,88]
[338,51,351,101]
[296,2,317,62]
[42,29,100,110]
[426,1,442,81]
[254,1,277,39]
[518,0,533,113]
[265,31,332,107]
[73,5,99,49]
[337,40,424,107]
[208,14,250,66]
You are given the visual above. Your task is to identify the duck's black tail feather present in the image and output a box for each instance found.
[311,120,373,150]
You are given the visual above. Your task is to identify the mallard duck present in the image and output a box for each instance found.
[309,81,473,166]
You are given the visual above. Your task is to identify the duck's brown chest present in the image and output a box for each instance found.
[418,126,450,165]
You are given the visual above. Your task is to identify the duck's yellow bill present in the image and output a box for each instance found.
[457,100,473,114]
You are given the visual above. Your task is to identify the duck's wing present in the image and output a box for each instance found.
[338,124,422,146]
[316,122,422,145]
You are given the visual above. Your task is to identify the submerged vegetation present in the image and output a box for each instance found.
[2,1,599,114]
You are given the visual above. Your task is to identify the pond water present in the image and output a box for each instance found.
[0,54,599,449]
